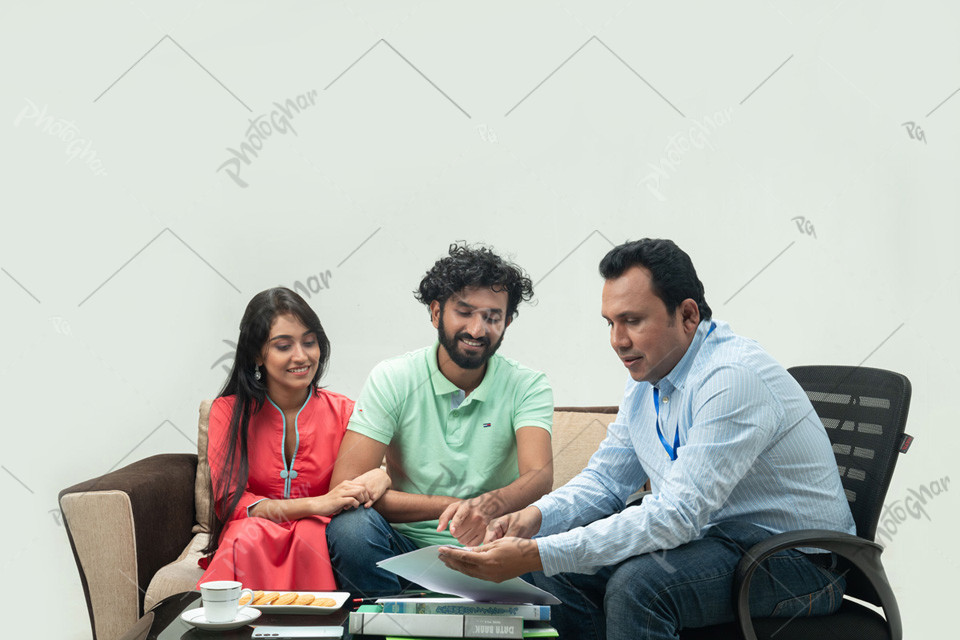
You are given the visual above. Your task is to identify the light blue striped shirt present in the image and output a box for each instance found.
[534,320,856,576]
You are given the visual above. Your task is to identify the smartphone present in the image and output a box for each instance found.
[251,626,343,638]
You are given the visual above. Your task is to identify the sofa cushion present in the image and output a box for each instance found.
[550,408,618,489]
[143,533,209,612]
[192,400,214,534]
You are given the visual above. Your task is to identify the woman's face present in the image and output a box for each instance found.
[257,313,321,400]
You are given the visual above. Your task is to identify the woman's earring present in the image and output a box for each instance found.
[254,365,262,381]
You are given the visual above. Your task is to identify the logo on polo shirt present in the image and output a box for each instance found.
[483,422,492,428]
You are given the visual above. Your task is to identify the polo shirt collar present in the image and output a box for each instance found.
[657,320,714,394]
[427,340,497,402]
[469,354,497,403]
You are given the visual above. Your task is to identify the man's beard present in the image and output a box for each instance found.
[437,313,505,370]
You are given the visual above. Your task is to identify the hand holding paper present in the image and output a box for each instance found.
[438,538,544,584]
[376,544,557,605]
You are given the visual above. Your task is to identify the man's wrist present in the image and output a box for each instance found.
[474,489,506,519]
[518,537,543,573]
[530,494,556,535]
[523,505,543,535]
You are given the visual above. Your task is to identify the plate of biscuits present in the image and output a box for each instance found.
[241,590,349,614]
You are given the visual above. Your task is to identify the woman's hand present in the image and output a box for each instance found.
[247,477,383,522]
[353,468,392,507]
[313,479,371,516]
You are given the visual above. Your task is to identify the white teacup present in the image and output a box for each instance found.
[199,580,255,623]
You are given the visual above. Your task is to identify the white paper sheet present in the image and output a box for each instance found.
[376,545,561,605]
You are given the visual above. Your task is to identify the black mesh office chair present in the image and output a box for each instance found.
[683,365,913,640]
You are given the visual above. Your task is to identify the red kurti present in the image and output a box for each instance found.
[197,388,354,590]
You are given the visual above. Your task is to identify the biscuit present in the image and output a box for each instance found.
[312,597,337,607]
[253,591,280,605]
[294,594,315,606]
[239,590,261,606]
[274,592,298,606]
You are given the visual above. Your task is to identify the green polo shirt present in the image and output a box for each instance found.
[347,341,553,547]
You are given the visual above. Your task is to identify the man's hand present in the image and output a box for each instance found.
[483,505,542,543]
[438,537,542,583]
[353,468,391,507]
[437,494,503,546]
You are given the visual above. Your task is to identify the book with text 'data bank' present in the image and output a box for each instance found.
[381,621,559,639]
[349,604,523,638]
[377,597,550,621]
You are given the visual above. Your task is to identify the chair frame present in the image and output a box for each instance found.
[731,365,912,640]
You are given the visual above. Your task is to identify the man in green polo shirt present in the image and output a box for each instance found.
[327,243,554,597]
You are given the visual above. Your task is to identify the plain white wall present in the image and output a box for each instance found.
[2,1,957,637]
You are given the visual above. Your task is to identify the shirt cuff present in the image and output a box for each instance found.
[513,420,553,434]
[532,494,563,537]
[346,421,393,445]
[536,529,585,576]
[245,498,267,517]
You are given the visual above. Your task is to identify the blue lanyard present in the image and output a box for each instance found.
[653,387,678,461]
[653,321,716,462]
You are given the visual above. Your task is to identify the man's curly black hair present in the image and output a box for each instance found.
[414,243,534,319]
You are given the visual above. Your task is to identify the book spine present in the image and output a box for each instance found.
[465,615,523,639]
[348,611,523,638]
[379,602,550,621]
[350,611,462,637]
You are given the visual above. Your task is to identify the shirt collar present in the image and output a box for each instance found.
[469,355,496,403]
[427,340,496,402]
[264,387,314,419]
[657,320,715,394]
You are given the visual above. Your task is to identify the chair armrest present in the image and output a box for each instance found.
[733,529,900,640]
[59,453,197,640]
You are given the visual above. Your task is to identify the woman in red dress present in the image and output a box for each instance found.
[198,287,389,590]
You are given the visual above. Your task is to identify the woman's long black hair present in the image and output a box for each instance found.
[202,287,331,556]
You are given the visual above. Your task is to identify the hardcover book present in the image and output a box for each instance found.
[378,597,550,621]
[349,604,523,638]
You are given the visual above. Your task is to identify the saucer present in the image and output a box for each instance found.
[180,606,262,630]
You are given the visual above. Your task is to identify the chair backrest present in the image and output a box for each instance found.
[788,366,912,541]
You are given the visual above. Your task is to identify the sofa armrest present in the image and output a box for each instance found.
[59,453,197,640]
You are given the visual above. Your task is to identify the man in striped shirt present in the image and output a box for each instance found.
[440,238,855,640]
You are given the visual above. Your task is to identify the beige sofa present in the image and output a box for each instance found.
[59,404,618,640]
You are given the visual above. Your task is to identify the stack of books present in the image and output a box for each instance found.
[349,596,558,639]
